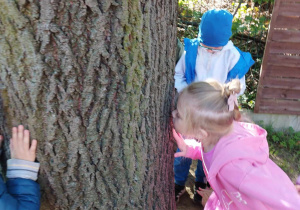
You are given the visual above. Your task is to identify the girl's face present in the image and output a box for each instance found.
[173,92,215,151]
[172,92,193,138]
[172,107,184,135]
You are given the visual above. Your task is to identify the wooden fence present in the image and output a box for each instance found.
[254,0,300,115]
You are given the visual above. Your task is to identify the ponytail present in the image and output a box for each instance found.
[181,79,242,138]
[223,79,241,121]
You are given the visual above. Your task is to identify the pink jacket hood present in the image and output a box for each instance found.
[208,121,268,180]
[185,121,300,210]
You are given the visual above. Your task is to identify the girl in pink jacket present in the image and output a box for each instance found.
[172,79,300,209]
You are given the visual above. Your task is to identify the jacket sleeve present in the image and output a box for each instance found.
[0,159,41,210]
[226,47,254,83]
[184,140,203,160]
[0,176,40,210]
[174,52,188,92]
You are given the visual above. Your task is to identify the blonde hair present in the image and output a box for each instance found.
[180,79,241,140]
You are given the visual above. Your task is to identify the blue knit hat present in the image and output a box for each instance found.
[198,9,233,47]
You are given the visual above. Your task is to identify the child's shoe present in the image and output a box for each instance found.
[193,182,206,204]
[175,184,186,203]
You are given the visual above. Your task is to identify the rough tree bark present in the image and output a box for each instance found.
[0,0,177,209]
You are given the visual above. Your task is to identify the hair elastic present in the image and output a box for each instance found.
[228,93,238,111]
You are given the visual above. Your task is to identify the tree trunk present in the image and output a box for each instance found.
[0,0,177,209]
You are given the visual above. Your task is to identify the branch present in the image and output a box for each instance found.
[233,0,243,18]
[181,20,199,27]
[232,33,266,44]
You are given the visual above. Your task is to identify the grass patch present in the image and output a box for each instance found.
[259,122,300,182]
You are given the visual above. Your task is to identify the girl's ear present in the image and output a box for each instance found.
[198,128,208,139]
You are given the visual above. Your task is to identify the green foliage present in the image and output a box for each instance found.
[177,0,203,40]
[231,2,270,38]
[253,0,274,4]
[261,123,300,153]
[259,123,300,175]
[238,57,261,110]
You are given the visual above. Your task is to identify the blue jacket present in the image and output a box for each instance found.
[0,176,40,210]
[184,38,254,85]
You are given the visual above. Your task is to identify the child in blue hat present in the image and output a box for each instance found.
[174,9,254,204]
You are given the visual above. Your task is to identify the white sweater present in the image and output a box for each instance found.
[174,41,246,94]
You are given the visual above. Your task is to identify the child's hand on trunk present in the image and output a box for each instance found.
[10,125,37,162]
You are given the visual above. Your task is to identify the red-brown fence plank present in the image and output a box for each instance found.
[257,99,300,115]
[261,88,300,100]
[278,1,300,15]
[264,65,300,78]
[268,41,300,54]
[279,1,300,13]
[279,1,300,16]
[280,1,300,4]
[257,108,300,115]
[271,30,300,42]
[267,54,300,67]
[260,99,300,110]
[261,77,300,90]
[274,15,300,29]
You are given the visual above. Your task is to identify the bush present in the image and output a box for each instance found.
[260,123,300,176]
